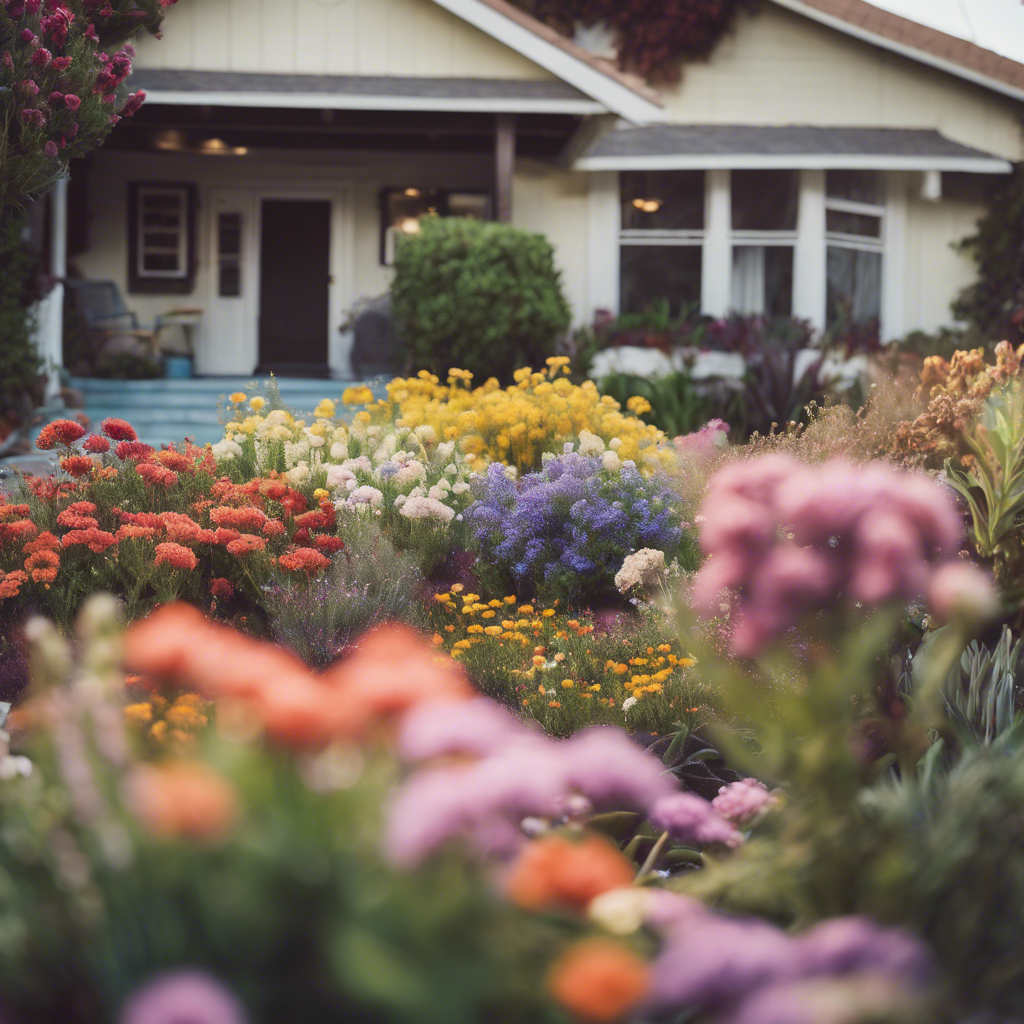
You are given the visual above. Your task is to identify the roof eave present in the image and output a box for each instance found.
[575,153,1013,172]
[769,0,1024,104]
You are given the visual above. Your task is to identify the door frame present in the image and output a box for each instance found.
[205,180,354,378]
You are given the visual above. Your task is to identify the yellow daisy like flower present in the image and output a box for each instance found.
[313,399,336,419]
[229,391,247,404]
[250,396,266,412]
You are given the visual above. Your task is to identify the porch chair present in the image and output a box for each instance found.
[64,279,162,360]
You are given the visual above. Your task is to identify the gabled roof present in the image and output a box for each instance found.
[771,0,1024,102]
[427,0,663,123]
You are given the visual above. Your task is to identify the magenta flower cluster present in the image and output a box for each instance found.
[692,455,991,656]
[386,698,737,867]
[643,893,933,1022]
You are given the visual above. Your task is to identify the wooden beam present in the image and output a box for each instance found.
[495,113,516,223]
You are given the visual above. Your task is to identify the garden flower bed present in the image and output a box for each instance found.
[0,350,1022,1023]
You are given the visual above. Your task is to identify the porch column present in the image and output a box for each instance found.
[701,169,731,317]
[587,170,620,316]
[495,113,516,223]
[793,169,826,332]
[41,176,68,397]
[882,171,908,342]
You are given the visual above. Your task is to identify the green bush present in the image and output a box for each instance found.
[390,217,571,382]
[0,213,44,427]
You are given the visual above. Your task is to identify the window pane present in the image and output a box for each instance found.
[826,170,883,205]
[731,246,793,317]
[620,245,702,317]
[448,193,491,220]
[731,170,798,231]
[825,209,881,238]
[219,262,241,297]
[142,232,180,250]
[142,193,183,210]
[621,171,704,231]
[218,213,241,255]
[143,211,180,229]
[827,246,882,328]
[143,252,180,273]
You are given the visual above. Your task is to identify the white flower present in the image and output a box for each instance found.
[609,437,622,450]
[349,485,384,507]
[621,696,638,713]
[398,496,456,524]
[415,424,437,444]
[306,432,326,449]
[444,463,458,477]
[452,481,470,495]
[408,485,427,499]
[284,440,310,465]
[211,438,243,460]
[578,429,606,457]
[437,442,455,461]
[266,409,290,427]
[428,483,451,501]
[330,442,348,460]
[285,463,310,485]
[326,464,357,489]
[394,494,408,508]
[392,459,426,486]
[614,548,667,594]
[0,755,32,780]
[602,450,622,473]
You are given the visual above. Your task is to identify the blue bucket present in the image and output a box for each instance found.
[164,354,193,379]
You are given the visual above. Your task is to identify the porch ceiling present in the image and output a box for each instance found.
[105,104,582,159]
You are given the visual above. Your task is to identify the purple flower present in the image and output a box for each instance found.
[396,698,528,764]
[43,140,58,158]
[648,792,742,848]
[711,778,777,827]
[795,917,933,982]
[561,728,677,811]
[119,971,248,1024]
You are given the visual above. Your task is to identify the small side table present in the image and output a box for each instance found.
[155,307,203,358]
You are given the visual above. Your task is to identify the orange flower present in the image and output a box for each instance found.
[210,577,234,601]
[24,548,59,584]
[81,434,110,453]
[137,463,178,488]
[547,939,650,1023]
[61,528,116,553]
[505,835,635,913]
[115,524,159,543]
[0,519,37,543]
[211,506,268,532]
[23,530,58,554]
[154,449,192,472]
[126,760,237,842]
[60,455,95,477]
[0,570,28,599]
[262,519,287,537]
[154,542,199,570]
[36,418,86,449]
[277,547,331,574]
[0,503,31,521]
[159,512,215,544]
[101,417,137,442]
[226,533,266,556]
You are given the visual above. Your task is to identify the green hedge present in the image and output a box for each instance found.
[390,217,571,382]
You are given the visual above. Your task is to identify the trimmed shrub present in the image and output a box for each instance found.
[390,217,571,383]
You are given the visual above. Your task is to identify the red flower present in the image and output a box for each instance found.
[154,542,198,570]
[56,506,99,529]
[115,524,159,542]
[0,504,31,522]
[115,441,155,462]
[36,418,86,449]
[137,463,178,488]
[113,508,164,529]
[210,506,267,531]
[0,520,38,544]
[61,528,116,553]
[277,547,330,575]
[293,510,328,530]
[210,577,234,601]
[60,455,95,477]
[155,449,192,472]
[23,531,59,554]
[103,417,138,442]
[226,534,266,556]
[213,527,240,545]
[314,535,345,554]
[159,512,214,544]
[262,519,286,537]
[81,434,110,453]
[25,548,59,584]
[0,571,29,600]
[120,90,145,117]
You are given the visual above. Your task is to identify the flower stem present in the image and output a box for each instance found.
[636,830,670,879]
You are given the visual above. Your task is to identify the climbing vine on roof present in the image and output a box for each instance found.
[509,0,755,82]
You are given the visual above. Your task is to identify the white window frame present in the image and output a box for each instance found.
[136,185,189,280]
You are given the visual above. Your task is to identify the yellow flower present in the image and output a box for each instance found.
[626,395,652,416]
[504,595,517,605]
[313,399,336,419]
[250,396,266,411]
[435,593,451,603]
[561,679,574,689]
[450,583,464,594]
[519,605,534,615]
[313,488,330,502]
[124,702,153,725]
[484,625,503,636]
[229,391,247,404]
[342,386,374,406]
[481,610,496,619]
[542,608,555,618]
[467,624,484,634]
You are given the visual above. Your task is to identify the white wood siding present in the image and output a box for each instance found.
[133,0,557,80]
[659,6,1024,161]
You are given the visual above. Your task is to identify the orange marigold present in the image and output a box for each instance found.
[547,939,650,1023]
[314,535,345,554]
[36,418,86,450]
[59,455,95,478]
[101,417,137,442]
[277,547,331,574]
[154,542,199,570]
[505,835,635,914]
[56,507,99,530]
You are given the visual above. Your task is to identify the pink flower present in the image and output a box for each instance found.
[63,93,81,111]
[712,778,777,827]
[30,47,52,67]
[44,140,58,158]
[927,562,999,621]
[120,90,146,117]
[648,792,743,848]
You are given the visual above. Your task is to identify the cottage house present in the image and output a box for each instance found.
[56,0,1024,378]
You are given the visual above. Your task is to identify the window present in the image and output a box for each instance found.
[379,187,492,264]
[730,170,798,316]
[217,213,242,298]
[825,170,883,332]
[619,170,704,315]
[127,182,197,294]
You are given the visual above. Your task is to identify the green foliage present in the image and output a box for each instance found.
[0,211,43,422]
[599,371,716,438]
[954,162,1024,345]
[390,218,571,384]
[92,350,162,379]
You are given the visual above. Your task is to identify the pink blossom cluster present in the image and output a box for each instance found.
[385,698,737,868]
[711,777,777,827]
[692,455,993,656]
[674,419,730,467]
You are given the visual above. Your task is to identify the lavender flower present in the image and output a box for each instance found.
[692,455,989,656]
[396,698,529,763]
[648,792,743,848]
[119,971,248,1024]
[711,778,778,827]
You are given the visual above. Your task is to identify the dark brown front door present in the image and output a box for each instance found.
[258,198,330,375]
